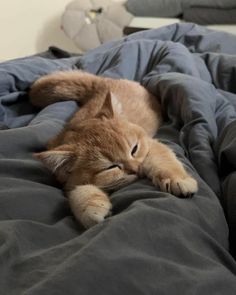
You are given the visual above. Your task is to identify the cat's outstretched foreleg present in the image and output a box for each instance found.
[141,139,198,197]
[68,184,112,228]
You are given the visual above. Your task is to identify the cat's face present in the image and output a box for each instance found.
[36,93,150,191]
[37,118,149,191]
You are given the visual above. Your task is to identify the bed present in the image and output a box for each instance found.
[1,23,236,294]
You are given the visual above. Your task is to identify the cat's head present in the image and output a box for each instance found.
[35,92,150,191]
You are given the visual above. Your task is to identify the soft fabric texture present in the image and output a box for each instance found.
[183,2,236,25]
[185,0,236,25]
[126,0,236,16]
[190,0,236,8]
[184,8,236,25]
[126,0,236,24]
[125,0,185,17]
[1,24,236,294]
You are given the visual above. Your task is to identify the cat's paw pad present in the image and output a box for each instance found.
[157,176,198,198]
[81,201,112,228]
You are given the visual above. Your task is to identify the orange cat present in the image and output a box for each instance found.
[30,71,198,228]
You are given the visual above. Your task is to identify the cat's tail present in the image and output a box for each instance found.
[29,70,108,108]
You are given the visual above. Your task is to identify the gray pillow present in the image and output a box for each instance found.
[189,0,236,8]
[125,0,185,17]
[184,8,236,25]
[125,0,236,18]
[184,0,236,25]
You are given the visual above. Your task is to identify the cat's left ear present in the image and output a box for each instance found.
[97,91,122,119]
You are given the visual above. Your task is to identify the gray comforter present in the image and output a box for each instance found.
[1,24,236,294]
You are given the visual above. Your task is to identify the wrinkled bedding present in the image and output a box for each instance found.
[1,23,236,294]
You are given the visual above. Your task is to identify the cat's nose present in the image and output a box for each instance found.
[125,161,139,175]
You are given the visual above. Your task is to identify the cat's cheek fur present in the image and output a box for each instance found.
[68,185,112,228]
[94,169,123,187]
[93,169,137,191]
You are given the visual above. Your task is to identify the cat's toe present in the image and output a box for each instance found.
[158,178,171,193]
[173,176,198,197]
[158,176,198,198]
[81,202,112,228]
[68,185,112,229]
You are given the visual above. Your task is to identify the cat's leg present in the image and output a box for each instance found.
[141,139,198,197]
[68,185,112,228]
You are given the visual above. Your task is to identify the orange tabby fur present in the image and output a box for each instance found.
[30,71,198,228]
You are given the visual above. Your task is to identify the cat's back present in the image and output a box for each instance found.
[29,70,161,137]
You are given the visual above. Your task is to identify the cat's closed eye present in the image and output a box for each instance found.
[131,144,138,156]
[106,164,122,170]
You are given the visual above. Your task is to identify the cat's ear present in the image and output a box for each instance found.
[97,91,122,119]
[34,145,77,179]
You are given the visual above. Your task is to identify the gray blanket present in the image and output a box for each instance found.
[1,24,236,294]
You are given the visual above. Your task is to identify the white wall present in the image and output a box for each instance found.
[0,0,79,60]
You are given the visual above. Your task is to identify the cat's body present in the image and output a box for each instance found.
[30,71,198,228]
[30,71,161,137]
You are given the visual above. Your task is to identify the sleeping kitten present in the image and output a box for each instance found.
[30,71,198,228]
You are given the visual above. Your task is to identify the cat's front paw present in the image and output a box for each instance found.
[80,200,112,228]
[68,185,112,228]
[154,175,198,198]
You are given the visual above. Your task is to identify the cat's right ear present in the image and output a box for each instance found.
[97,91,122,119]
[109,92,122,115]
